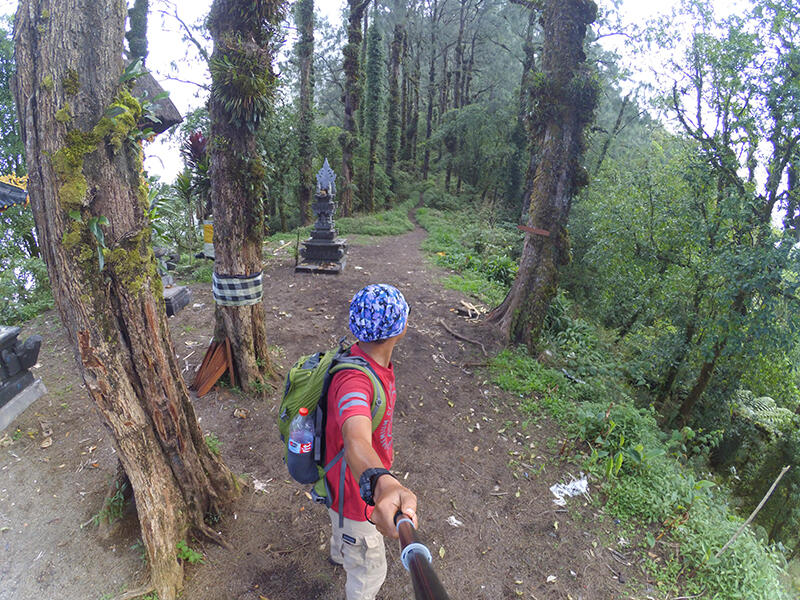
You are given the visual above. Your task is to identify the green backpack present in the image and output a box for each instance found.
[278,340,387,523]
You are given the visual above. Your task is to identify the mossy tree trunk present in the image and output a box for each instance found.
[340,0,370,215]
[363,24,383,212]
[422,0,440,180]
[295,0,315,225]
[489,0,598,353]
[207,0,284,396]
[13,2,240,598]
[385,23,403,193]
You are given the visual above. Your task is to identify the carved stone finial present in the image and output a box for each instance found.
[315,157,337,197]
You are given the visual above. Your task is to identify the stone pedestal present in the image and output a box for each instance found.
[296,158,348,275]
[0,326,42,411]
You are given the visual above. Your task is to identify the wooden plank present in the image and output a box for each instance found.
[196,344,228,397]
[191,340,218,390]
[517,224,550,237]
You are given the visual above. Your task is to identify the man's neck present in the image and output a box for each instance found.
[357,340,395,368]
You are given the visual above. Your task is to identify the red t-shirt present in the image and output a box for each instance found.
[325,344,396,521]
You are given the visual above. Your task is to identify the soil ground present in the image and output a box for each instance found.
[1,222,656,600]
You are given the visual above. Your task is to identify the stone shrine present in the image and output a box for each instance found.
[295,158,348,274]
[0,325,46,432]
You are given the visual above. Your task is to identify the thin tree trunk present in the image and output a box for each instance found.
[208,0,282,396]
[593,92,630,176]
[439,45,450,121]
[357,4,369,136]
[506,6,537,211]
[385,24,403,192]
[14,2,239,598]
[422,0,438,180]
[295,0,315,225]
[399,27,409,161]
[489,0,598,351]
[677,291,745,423]
[340,0,370,215]
[410,51,420,162]
[453,0,466,110]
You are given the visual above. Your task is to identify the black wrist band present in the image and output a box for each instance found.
[359,467,395,506]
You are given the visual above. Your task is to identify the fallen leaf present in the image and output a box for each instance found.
[40,437,53,449]
[304,491,312,500]
[546,575,557,583]
[439,546,445,558]
[233,408,249,419]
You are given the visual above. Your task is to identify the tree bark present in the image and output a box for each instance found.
[14,2,239,598]
[488,0,598,352]
[340,0,370,215]
[295,0,315,225]
[208,0,282,395]
[422,0,439,180]
[385,24,403,192]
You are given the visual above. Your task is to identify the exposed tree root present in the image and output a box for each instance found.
[196,522,232,550]
[437,318,487,356]
[115,582,156,600]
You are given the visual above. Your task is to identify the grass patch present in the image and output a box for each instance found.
[416,206,519,306]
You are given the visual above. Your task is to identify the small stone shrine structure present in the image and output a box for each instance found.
[295,158,348,274]
[0,325,46,432]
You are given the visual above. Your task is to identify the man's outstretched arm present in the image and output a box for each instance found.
[341,414,418,538]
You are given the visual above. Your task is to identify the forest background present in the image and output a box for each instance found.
[1,0,799,598]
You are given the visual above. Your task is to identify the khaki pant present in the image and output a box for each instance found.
[328,508,387,600]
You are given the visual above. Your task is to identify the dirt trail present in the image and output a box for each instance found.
[1,223,646,600]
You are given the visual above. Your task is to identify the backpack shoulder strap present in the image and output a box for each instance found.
[329,355,387,431]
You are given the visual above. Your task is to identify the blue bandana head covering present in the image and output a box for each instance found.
[349,284,409,342]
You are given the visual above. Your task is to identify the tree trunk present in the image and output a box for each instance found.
[340,0,369,215]
[385,24,403,192]
[422,0,438,180]
[295,0,315,226]
[677,342,723,424]
[438,45,450,122]
[357,4,369,136]
[208,0,282,396]
[453,0,466,111]
[125,0,149,63]
[488,0,598,352]
[593,92,630,176]
[14,2,239,598]
[399,27,409,162]
[505,6,537,211]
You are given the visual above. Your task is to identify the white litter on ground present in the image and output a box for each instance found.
[252,478,272,493]
[549,473,589,506]
[446,515,464,528]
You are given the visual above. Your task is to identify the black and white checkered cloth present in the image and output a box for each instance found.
[212,271,263,307]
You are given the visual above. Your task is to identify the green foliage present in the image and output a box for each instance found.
[337,199,414,236]
[175,540,204,564]
[0,205,53,324]
[416,205,521,306]
[204,432,221,456]
[90,480,128,527]
[489,346,791,597]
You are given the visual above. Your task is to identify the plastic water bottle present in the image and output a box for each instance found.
[287,407,318,483]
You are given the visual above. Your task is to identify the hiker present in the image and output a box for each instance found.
[326,283,418,600]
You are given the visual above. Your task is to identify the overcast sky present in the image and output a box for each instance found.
[0,0,746,181]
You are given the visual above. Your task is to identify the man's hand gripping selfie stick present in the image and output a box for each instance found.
[394,512,451,600]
